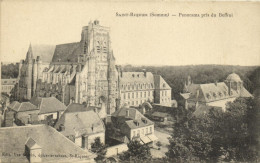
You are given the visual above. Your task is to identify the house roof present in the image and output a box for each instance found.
[1,78,18,85]
[119,72,154,85]
[180,93,190,100]
[187,82,239,103]
[8,101,38,112]
[63,103,94,113]
[0,125,95,162]
[54,107,105,137]
[30,97,66,114]
[8,101,21,111]
[112,107,154,129]
[51,42,81,62]
[152,112,168,118]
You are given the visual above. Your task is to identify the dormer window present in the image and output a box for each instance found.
[134,120,139,126]
[218,92,222,97]
[141,118,147,124]
[206,93,211,99]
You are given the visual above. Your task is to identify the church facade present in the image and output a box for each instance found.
[17,20,172,115]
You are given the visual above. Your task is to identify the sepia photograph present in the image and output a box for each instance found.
[0,0,259,162]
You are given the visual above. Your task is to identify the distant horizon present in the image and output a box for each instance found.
[1,61,259,67]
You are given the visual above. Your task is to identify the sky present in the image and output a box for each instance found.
[1,0,260,66]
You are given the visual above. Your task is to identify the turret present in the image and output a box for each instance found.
[33,59,37,96]
[26,44,33,99]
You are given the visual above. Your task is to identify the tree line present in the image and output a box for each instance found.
[122,64,259,100]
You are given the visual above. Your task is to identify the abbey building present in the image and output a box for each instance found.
[16,20,172,115]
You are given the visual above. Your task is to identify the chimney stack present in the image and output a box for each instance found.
[143,69,147,77]
[59,124,65,131]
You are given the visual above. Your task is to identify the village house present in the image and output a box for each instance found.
[54,103,105,150]
[1,78,18,96]
[0,125,96,162]
[7,97,66,125]
[110,107,157,146]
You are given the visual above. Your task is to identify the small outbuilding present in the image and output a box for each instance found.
[152,112,168,122]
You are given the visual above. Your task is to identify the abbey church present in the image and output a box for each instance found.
[17,20,172,115]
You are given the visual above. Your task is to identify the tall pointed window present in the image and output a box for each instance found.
[84,42,87,54]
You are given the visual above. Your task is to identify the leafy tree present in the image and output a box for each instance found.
[166,109,213,162]
[166,97,259,162]
[1,63,19,78]
[91,137,107,162]
[209,97,259,162]
[119,140,152,162]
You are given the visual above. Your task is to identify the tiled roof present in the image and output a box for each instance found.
[112,107,154,129]
[54,109,105,137]
[8,101,38,112]
[30,97,66,114]
[0,125,95,162]
[52,42,81,62]
[1,78,18,85]
[31,44,56,63]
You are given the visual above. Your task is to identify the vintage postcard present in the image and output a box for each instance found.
[0,0,259,162]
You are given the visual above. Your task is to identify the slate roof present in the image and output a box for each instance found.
[51,42,81,62]
[187,82,234,103]
[30,97,66,114]
[120,72,154,84]
[187,82,252,103]
[31,44,56,63]
[8,101,38,112]
[54,108,105,137]
[1,78,18,85]
[0,125,95,162]
[112,107,154,129]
